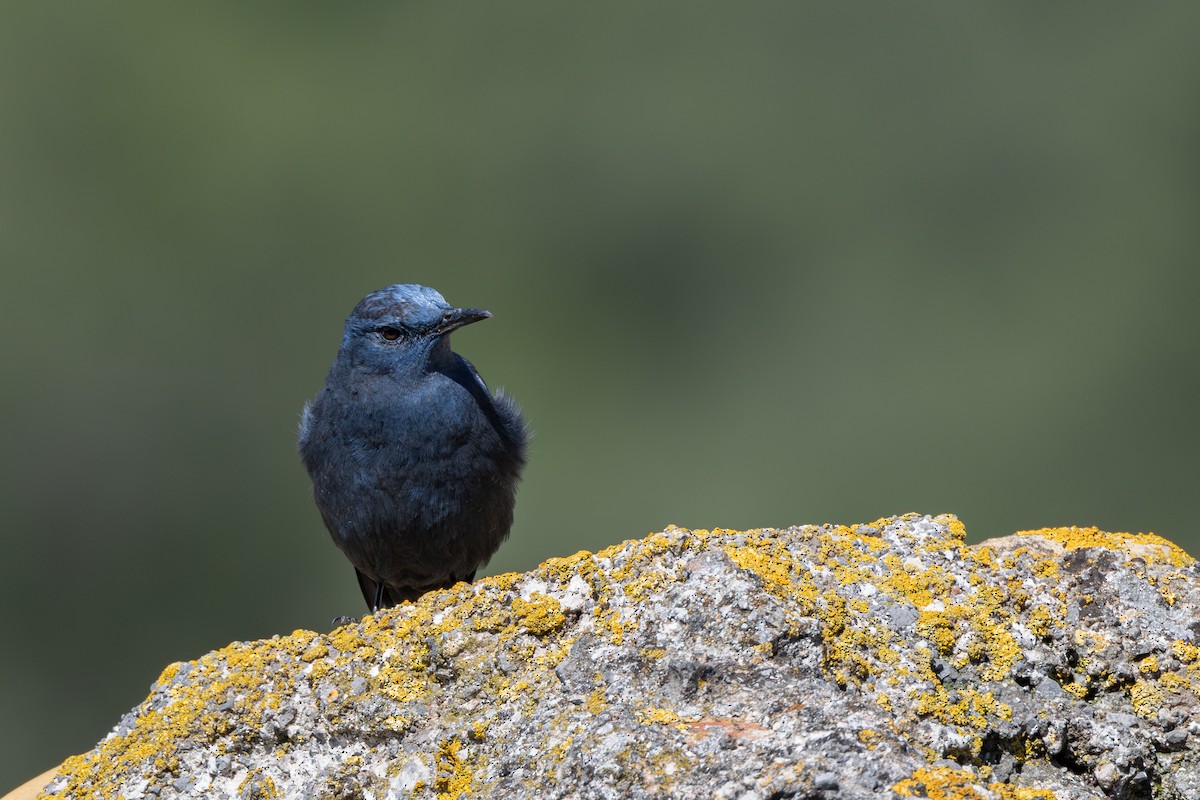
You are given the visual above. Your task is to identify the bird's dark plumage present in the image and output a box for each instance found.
[299,284,527,611]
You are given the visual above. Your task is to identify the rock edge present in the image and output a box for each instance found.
[42,514,1200,800]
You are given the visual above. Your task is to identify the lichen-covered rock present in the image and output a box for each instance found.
[42,514,1200,799]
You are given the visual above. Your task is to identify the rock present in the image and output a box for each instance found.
[41,514,1200,799]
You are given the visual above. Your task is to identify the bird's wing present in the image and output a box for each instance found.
[450,355,529,453]
[459,355,492,394]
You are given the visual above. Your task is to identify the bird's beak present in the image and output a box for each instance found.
[434,307,492,335]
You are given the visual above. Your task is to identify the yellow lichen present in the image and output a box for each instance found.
[236,769,281,800]
[1159,672,1193,694]
[594,606,636,645]
[858,728,883,749]
[299,642,329,663]
[911,689,1008,732]
[1071,628,1110,652]
[1129,680,1163,718]
[1062,681,1090,700]
[722,538,811,605]
[1032,559,1059,579]
[936,514,968,541]
[1015,526,1195,568]
[434,738,474,800]
[585,684,608,714]
[1172,640,1200,663]
[636,706,693,730]
[1026,606,1051,639]
[892,765,1058,800]
[512,593,566,636]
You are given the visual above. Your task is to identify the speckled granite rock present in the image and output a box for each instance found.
[43,514,1200,800]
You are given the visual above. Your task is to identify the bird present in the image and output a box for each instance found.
[298,284,527,612]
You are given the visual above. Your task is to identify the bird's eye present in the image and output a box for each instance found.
[378,326,402,341]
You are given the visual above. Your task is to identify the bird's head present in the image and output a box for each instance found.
[337,284,491,372]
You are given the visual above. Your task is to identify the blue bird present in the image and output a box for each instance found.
[299,284,527,611]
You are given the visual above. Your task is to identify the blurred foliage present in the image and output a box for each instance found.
[2,2,1198,788]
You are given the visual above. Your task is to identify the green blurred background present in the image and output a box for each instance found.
[3,2,1198,787]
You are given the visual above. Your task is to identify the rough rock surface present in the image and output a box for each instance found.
[43,514,1200,800]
